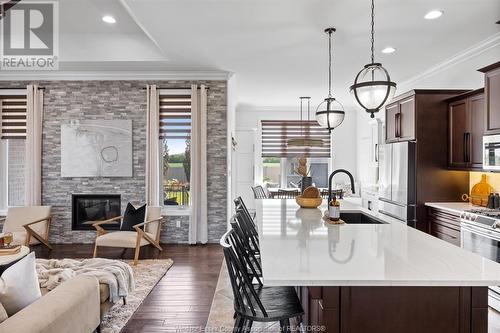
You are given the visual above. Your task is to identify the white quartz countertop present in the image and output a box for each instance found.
[425,202,477,214]
[255,199,500,287]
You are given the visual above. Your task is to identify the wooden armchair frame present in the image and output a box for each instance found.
[1,215,53,250]
[92,216,165,265]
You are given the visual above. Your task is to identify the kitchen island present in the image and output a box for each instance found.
[255,199,500,333]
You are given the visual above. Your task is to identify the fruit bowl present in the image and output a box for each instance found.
[295,195,323,208]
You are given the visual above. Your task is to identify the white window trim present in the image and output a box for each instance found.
[159,89,192,214]
[162,206,191,216]
[0,140,8,216]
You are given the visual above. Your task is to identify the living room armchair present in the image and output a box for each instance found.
[0,206,53,250]
[92,206,164,265]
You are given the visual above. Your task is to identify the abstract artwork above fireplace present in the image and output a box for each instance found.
[61,120,132,177]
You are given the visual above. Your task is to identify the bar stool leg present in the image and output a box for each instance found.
[233,315,244,333]
[280,319,292,333]
[242,319,253,333]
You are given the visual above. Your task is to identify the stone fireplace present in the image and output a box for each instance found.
[72,194,121,231]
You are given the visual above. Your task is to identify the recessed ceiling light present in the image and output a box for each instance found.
[381,47,396,54]
[102,15,116,24]
[424,10,443,20]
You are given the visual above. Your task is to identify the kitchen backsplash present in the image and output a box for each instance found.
[470,172,500,193]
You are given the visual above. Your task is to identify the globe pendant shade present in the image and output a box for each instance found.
[315,97,345,132]
[350,63,396,117]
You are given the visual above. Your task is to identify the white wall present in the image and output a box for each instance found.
[227,74,237,223]
[234,106,358,207]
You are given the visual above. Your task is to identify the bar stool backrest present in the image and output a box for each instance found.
[234,210,260,252]
[220,229,267,317]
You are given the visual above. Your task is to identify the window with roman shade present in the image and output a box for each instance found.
[159,91,192,207]
[159,93,191,141]
[261,120,331,158]
[0,95,27,139]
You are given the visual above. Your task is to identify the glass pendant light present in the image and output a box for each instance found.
[288,97,324,147]
[350,0,396,118]
[316,28,345,133]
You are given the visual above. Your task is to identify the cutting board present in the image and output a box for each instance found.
[470,174,493,206]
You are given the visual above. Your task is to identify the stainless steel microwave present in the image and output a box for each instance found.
[483,134,500,170]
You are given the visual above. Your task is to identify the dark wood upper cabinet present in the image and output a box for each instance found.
[399,96,416,141]
[446,89,485,170]
[385,95,415,142]
[448,99,468,168]
[385,102,399,143]
[385,90,467,144]
[470,93,486,168]
[479,62,500,134]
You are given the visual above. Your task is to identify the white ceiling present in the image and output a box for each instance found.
[5,0,500,109]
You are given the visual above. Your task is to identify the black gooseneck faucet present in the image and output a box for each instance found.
[328,169,355,203]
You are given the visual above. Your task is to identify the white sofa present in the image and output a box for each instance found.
[0,275,101,333]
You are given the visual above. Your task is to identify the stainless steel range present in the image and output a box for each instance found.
[460,208,500,311]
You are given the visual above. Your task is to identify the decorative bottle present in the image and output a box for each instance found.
[329,195,340,221]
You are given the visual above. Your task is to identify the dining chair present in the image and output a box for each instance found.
[275,189,300,199]
[251,185,268,199]
[220,229,303,333]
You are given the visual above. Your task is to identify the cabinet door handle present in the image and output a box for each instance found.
[463,133,467,163]
[375,144,379,162]
[395,113,401,137]
[466,132,471,163]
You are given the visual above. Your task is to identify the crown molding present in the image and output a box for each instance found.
[399,32,500,89]
[0,70,232,81]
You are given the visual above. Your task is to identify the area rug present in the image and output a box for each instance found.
[100,259,173,333]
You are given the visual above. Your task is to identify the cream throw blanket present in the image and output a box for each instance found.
[35,258,134,303]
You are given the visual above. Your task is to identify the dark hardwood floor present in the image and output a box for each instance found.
[33,244,223,333]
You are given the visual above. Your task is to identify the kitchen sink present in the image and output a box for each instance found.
[340,212,386,224]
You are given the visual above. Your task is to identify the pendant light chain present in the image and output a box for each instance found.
[328,30,333,98]
[300,97,303,137]
[307,98,310,122]
[350,0,397,118]
[370,0,375,64]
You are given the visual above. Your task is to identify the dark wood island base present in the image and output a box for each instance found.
[298,286,488,333]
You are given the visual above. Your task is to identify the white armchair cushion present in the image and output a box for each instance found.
[2,206,51,238]
[95,231,156,248]
[144,206,162,239]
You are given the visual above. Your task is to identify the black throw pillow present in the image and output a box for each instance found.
[120,203,146,231]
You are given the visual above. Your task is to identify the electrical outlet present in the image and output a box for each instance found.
[176,220,181,228]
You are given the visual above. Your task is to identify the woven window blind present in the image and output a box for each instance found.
[261,120,331,158]
[159,94,191,140]
[0,95,27,139]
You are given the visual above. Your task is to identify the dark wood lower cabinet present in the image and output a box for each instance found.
[427,207,461,246]
[299,286,487,333]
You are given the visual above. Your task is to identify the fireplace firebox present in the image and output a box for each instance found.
[72,194,121,230]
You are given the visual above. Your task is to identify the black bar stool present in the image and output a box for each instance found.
[233,211,260,257]
[234,196,257,225]
[230,220,262,282]
[220,229,304,333]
